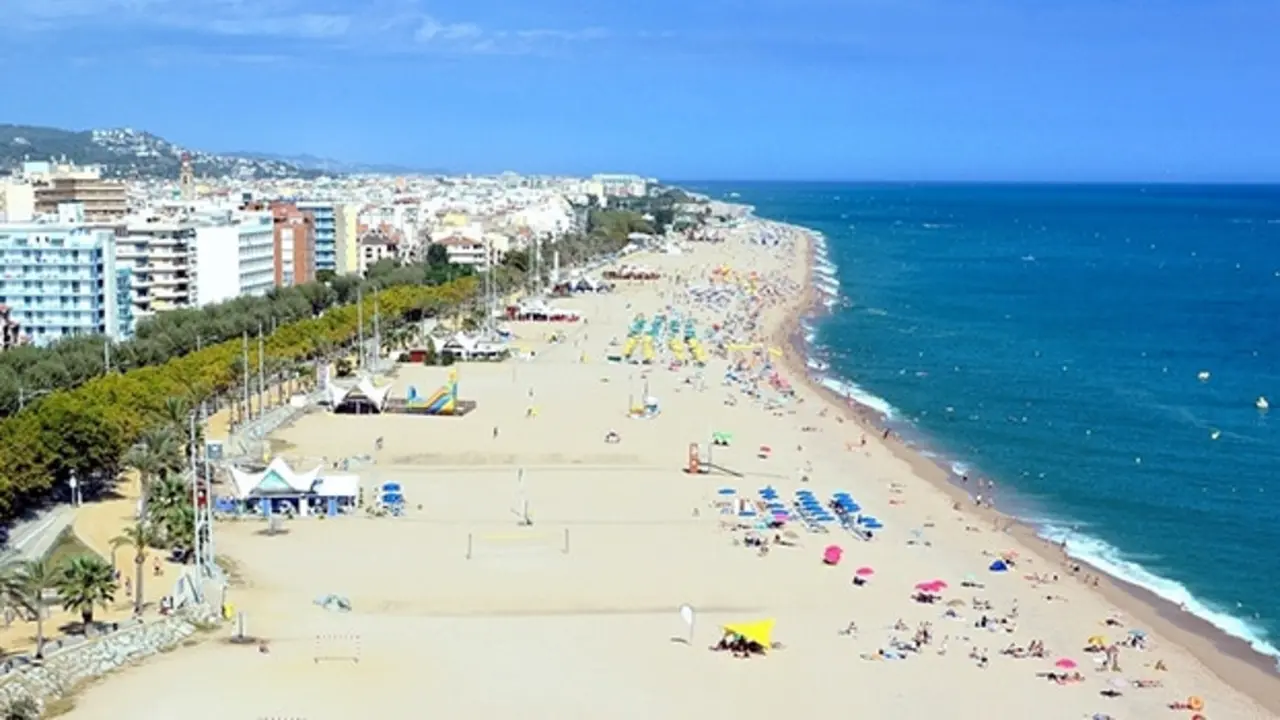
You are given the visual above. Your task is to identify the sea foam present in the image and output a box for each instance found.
[1037,524,1280,667]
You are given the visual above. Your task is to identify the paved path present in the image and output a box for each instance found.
[0,504,76,564]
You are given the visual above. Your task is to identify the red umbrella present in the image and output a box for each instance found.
[855,567,875,577]
[914,581,937,591]
[1054,658,1077,670]
[930,580,949,589]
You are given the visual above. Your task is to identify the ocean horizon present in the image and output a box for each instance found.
[686,181,1280,665]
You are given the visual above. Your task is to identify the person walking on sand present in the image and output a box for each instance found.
[493,425,499,440]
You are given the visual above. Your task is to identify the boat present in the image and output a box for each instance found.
[1257,396,1270,411]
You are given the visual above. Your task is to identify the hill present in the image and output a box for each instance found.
[0,124,329,179]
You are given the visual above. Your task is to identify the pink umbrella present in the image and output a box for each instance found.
[1055,658,1077,670]
[855,567,875,577]
[914,581,937,591]
[930,580,950,589]
[823,545,843,565]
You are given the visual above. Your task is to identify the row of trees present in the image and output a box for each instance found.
[0,267,445,418]
[0,275,479,521]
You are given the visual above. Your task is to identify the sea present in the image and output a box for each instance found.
[687,182,1280,665]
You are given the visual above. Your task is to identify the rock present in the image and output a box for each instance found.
[0,604,223,710]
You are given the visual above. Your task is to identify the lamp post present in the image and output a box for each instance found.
[67,470,81,507]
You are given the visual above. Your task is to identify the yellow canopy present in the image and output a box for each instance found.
[1087,635,1107,646]
[723,619,775,647]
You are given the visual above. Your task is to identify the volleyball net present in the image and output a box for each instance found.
[465,528,570,559]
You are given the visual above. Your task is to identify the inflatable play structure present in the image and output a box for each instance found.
[388,369,477,416]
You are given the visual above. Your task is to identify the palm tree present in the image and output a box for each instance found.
[160,396,196,462]
[56,555,117,629]
[1,560,61,657]
[147,474,195,554]
[125,425,183,521]
[110,523,160,615]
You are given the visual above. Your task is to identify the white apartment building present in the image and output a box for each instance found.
[0,180,36,222]
[192,210,276,306]
[590,174,647,198]
[118,217,196,322]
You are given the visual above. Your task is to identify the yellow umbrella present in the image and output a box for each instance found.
[1087,635,1107,646]
[723,619,775,647]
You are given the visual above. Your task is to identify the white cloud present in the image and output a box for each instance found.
[4,0,624,59]
[414,18,484,43]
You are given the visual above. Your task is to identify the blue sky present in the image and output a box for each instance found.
[2,0,1278,181]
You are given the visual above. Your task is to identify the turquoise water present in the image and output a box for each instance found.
[690,182,1280,663]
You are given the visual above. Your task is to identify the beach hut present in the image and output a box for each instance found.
[226,457,360,517]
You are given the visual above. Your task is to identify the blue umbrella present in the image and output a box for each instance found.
[717,487,737,496]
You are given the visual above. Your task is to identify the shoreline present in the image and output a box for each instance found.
[768,216,1280,715]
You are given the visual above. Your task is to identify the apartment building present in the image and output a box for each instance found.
[357,225,399,274]
[334,203,360,275]
[0,203,131,346]
[297,200,337,273]
[119,216,195,323]
[192,210,276,306]
[589,173,647,199]
[270,203,316,287]
[24,162,129,222]
[0,180,36,222]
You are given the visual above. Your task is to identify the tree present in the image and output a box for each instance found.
[125,425,183,521]
[56,555,117,628]
[1,559,61,657]
[111,522,160,615]
[426,243,450,267]
[147,474,195,553]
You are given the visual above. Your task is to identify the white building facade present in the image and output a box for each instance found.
[192,210,276,306]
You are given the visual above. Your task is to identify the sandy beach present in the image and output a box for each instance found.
[61,218,1277,719]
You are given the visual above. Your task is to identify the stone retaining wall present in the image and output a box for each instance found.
[0,604,221,713]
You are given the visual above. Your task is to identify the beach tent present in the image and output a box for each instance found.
[989,559,1009,572]
[722,619,775,648]
[328,378,392,414]
[228,457,321,499]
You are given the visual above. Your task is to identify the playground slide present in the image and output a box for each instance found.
[623,336,638,359]
[642,337,656,363]
[424,385,455,413]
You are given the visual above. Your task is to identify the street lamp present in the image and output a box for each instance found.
[67,469,82,507]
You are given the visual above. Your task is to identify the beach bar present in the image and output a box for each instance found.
[225,457,359,517]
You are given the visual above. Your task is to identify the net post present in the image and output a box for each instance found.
[562,527,570,554]
[466,532,473,560]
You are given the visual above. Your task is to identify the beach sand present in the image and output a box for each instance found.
[61,225,1276,719]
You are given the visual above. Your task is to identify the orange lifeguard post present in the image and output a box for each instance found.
[686,443,701,474]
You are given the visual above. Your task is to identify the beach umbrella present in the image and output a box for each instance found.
[1087,635,1108,647]
[1127,629,1146,639]
[717,487,737,496]
[946,599,966,607]
[930,580,949,589]
[855,567,875,577]
[914,581,937,591]
[722,619,775,648]
[822,545,843,565]
[1055,658,1078,670]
